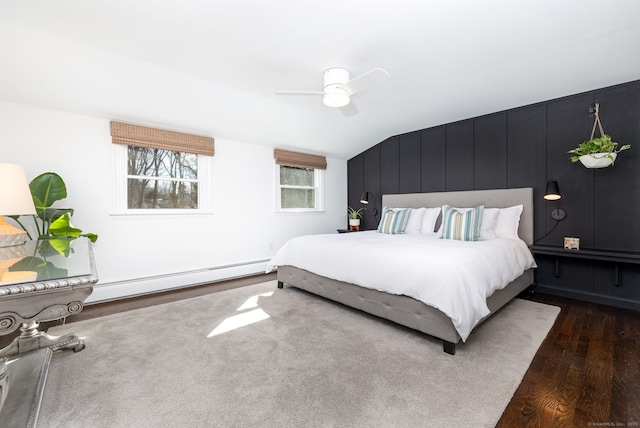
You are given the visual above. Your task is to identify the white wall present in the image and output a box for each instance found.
[1,101,348,302]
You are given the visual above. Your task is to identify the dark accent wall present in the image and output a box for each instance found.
[348,79,640,310]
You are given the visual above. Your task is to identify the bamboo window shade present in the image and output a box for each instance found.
[273,149,327,170]
[110,121,214,156]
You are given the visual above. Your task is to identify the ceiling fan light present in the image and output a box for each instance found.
[323,91,350,108]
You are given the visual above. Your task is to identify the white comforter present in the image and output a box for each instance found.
[266,231,536,341]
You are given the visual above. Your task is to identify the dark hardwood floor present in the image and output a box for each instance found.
[497,292,640,428]
[2,274,638,426]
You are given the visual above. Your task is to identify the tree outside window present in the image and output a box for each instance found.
[127,146,199,209]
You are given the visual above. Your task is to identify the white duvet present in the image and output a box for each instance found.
[266,231,536,341]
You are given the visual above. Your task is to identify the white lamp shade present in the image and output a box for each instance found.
[0,163,36,216]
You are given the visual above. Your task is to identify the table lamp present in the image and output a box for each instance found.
[0,163,36,248]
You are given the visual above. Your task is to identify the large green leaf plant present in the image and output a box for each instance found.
[10,172,98,244]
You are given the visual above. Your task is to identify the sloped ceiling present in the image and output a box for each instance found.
[1,0,639,159]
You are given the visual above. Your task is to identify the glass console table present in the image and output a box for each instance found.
[0,237,98,428]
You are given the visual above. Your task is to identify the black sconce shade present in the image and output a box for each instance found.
[360,192,370,204]
[544,180,562,201]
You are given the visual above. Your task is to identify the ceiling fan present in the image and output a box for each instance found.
[275,67,390,116]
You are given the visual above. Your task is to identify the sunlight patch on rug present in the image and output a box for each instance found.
[207,291,273,337]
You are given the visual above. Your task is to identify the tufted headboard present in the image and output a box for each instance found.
[382,187,534,246]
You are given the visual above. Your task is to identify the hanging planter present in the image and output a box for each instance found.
[567,103,630,168]
[578,152,617,168]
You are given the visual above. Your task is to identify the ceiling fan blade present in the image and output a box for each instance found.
[339,101,358,117]
[274,91,324,96]
[340,68,390,95]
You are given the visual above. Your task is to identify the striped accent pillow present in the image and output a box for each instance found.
[440,205,484,241]
[377,207,411,234]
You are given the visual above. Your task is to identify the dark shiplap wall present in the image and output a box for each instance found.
[347,79,640,310]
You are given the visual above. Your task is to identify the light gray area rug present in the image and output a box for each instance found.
[40,281,559,428]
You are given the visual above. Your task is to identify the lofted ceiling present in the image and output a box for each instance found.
[1,0,639,159]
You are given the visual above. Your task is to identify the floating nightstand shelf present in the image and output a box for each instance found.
[530,244,640,287]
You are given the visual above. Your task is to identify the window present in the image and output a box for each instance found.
[274,149,326,212]
[127,147,199,209]
[111,121,214,214]
[277,165,324,211]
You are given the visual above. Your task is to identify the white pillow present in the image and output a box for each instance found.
[479,208,499,240]
[420,207,441,234]
[435,206,499,240]
[403,207,425,234]
[494,204,523,240]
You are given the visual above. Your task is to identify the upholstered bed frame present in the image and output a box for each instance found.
[276,188,534,355]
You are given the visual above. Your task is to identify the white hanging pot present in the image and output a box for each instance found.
[579,152,616,168]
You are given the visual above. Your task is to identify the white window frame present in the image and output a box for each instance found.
[111,144,213,215]
[275,164,325,213]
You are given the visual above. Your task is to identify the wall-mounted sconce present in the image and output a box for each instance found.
[544,180,566,221]
[359,191,378,216]
[535,180,566,243]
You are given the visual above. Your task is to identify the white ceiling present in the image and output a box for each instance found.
[1,0,639,159]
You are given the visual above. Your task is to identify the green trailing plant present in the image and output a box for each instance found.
[568,102,630,165]
[347,206,364,220]
[567,134,630,164]
[10,172,98,243]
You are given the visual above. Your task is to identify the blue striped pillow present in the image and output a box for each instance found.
[377,207,411,234]
[441,205,484,241]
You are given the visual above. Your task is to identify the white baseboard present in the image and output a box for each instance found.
[86,259,270,304]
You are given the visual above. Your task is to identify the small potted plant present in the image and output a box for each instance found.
[567,103,630,168]
[347,206,364,230]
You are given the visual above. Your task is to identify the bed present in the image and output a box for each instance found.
[267,188,536,354]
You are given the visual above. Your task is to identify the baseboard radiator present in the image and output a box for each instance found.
[86,259,270,304]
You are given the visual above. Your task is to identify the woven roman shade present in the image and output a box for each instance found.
[274,149,327,170]
[110,121,214,156]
